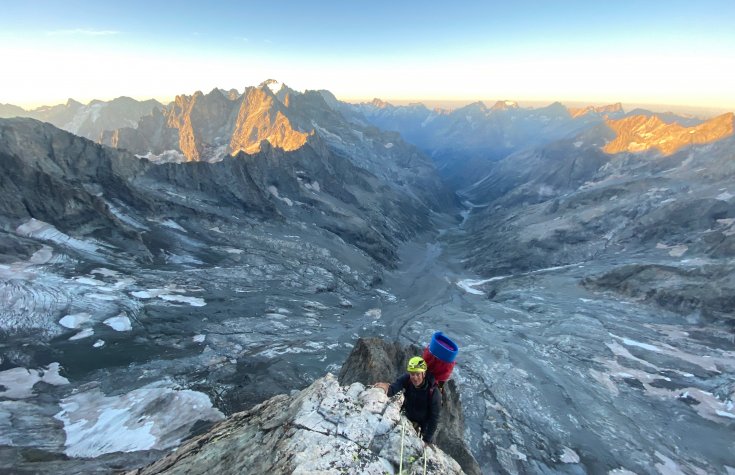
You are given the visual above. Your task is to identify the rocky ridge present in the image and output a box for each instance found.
[568,102,625,119]
[129,372,464,475]
[603,112,734,155]
[128,337,476,475]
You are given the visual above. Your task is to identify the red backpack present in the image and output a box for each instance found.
[422,332,459,388]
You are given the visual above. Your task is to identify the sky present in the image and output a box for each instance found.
[1,0,734,111]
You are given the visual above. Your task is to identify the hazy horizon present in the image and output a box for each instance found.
[5,89,732,120]
[1,1,734,111]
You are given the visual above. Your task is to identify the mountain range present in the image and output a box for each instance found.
[1,82,734,474]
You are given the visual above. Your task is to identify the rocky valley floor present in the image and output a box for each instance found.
[1,210,734,474]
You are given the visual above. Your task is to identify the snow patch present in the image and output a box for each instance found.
[0,363,69,399]
[93,340,105,348]
[375,289,398,302]
[90,268,120,278]
[16,218,99,253]
[384,142,394,149]
[303,181,321,192]
[616,336,663,353]
[104,315,132,331]
[364,308,382,319]
[54,385,224,457]
[158,294,206,307]
[193,334,206,343]
[70,328,95,340]
[161,220,187,232]
[136,150,187,163]
[164,252,203,265]
[222,247,244,254]
[457,276,508,295]
[573,141,583,148]
[654,451,683,475]
[132,287,205,306]
[716,191,733,201]
[267,185,293,206]
[656,242,688,257]
[74,276,107,287]
[59,312,92,329]
[560,446,580,463]
[107,202,149,230]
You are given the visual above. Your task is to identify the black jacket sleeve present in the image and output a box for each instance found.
[387,374,409,397]
[422,387,442,443]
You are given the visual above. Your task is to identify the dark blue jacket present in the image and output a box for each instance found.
[387,372,442,442]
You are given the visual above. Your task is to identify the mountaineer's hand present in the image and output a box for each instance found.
[373,382,389,393]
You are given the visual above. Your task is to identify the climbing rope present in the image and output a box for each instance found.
[423,443,427,475]
[399,418,406,474]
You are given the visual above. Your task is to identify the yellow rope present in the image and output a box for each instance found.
[399,418,405,474]
[423,443,427,475]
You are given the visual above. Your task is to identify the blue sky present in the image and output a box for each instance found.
[1,0,734,110]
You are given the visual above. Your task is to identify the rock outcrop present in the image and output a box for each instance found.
[129,373,464,475]
[339,338,481,475]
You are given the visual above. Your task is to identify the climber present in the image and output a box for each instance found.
[374,356,442,445]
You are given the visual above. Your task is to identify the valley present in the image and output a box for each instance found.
[1,86,733,474]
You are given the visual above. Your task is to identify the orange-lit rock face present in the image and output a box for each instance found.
[228,87,310,155]
[167,91,231,161]
[603,112,734,155]
[568,103,623,119]
[160,86,310,161]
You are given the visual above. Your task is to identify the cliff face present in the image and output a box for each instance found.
[228,86,310,155]
[129,373,464,475]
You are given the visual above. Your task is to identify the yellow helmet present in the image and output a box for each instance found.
[407,356,427,373]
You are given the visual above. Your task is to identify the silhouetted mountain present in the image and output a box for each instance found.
[0,103,27,118]
[0,97,163,141]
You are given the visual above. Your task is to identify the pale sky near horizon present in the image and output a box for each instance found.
[1,0,734,111]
